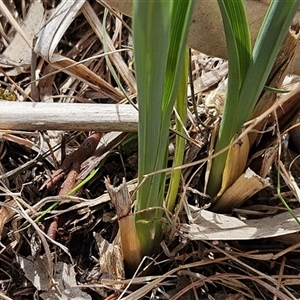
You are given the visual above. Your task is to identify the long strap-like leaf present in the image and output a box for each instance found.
[133,0,195,255]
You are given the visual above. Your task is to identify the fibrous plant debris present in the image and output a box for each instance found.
[1,1,300,300]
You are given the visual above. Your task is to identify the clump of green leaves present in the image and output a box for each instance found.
[207,0,300,204]
[132,0,195,255]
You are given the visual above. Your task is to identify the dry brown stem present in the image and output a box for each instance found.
[105,178,142,276]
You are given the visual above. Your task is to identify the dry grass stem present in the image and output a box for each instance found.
[105,178,142,275]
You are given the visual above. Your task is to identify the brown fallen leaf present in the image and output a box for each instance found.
[0,198,18,238]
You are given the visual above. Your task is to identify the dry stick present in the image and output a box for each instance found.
[274,256,286,300]
[0,102,138,132]
[45,132,102,239]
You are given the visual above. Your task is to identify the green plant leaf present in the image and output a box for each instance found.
[133,0,195,255]
[237,0,300,124]
[207,0,300,201]
[166,47,189,212]
[207,0,251,197]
